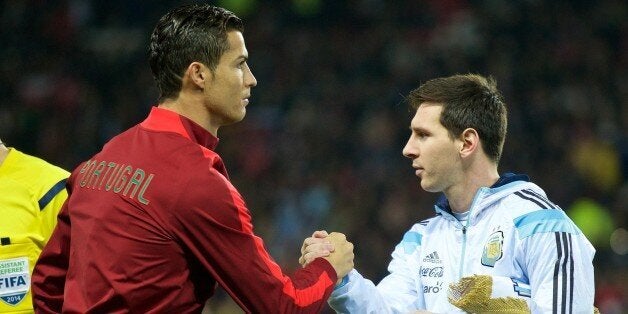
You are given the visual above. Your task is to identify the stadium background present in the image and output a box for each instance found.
[0,0,625,312]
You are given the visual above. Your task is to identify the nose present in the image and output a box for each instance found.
[245,65,257,88]
[402,137,417,159]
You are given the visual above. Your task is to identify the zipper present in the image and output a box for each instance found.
[457,187,486,279]
[458,224,468,279]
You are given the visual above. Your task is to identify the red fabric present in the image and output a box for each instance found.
[32,107,337,313]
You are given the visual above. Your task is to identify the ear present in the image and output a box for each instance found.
[459,128,480,158]
[185,62,210,90]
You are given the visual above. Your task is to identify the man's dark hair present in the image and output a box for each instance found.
[148,4,243,101]
[408,74,508,164]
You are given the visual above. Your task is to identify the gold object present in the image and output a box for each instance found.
[448,275,530,314]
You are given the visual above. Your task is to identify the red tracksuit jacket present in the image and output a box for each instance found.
[32,107,337,313]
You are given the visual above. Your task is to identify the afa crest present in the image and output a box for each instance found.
[481,231,504,267]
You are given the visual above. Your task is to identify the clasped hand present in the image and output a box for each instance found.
[299,230,354,284]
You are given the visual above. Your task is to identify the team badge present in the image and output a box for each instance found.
[0,257,29,306]
[481,231,503,267]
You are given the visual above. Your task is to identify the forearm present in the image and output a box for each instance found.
[213,243,337,313]
[329,270,416,314]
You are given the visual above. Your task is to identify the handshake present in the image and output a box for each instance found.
[299,230,354,284]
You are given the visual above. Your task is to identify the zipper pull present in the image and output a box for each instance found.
[462,226,467,235]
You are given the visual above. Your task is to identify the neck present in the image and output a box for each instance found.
[444,163,499,213]
[0,143,9,166]
[158,93,218,137]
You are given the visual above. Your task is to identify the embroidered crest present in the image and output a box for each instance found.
[481,231,504,267]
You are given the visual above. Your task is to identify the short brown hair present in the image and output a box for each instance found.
[148,4,243,101]
[408,74,507,163]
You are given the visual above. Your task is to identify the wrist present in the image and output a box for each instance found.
[334,275,349,290]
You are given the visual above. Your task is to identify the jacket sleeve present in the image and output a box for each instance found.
[515,209,596,313]
[31,198,71,314]
[328,229,422,313]
[171,168,338,313]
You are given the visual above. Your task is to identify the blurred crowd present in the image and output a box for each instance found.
[1,0,625,312]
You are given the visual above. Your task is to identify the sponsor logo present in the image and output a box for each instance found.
[0,257,29,306]
[422,251,442,264]
[419,266,444,278]
[423,281,443,294]
[481,231,504,267]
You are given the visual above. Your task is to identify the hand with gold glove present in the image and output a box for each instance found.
[447,275,530,314]
[448,275,601,314]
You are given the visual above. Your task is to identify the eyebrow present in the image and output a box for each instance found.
[410,126,429,133]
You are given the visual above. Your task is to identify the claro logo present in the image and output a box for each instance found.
[419,266,444,278]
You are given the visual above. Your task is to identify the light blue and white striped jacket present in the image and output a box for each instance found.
[329,174,596,314]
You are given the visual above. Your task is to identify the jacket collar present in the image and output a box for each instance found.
[435,173,530,214]
[140,106,219,150]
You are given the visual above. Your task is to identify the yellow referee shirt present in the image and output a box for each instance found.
[0,148,69,313]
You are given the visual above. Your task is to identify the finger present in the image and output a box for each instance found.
[304,250,330,264]
[303,237,331,249]
[312,230,329,238]
[300,242,330,266]
[299,255,305,267]
[303,243,334,255]
[300,250,328,267]
[301,237,324,254]
[301,237,313,254]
